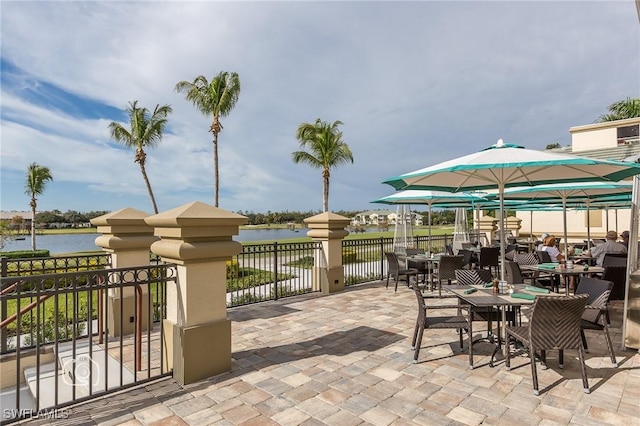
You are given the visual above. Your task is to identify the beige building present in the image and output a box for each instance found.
[514,118,639,243]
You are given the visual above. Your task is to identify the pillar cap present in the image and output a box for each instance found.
[90,207,155,235]
[145,201,248,228]
[304,212,351,228]
[90,207,153,226]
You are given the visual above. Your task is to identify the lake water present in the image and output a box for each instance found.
[0,228,315,254]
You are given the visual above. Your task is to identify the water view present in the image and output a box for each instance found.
[0,228,314,254]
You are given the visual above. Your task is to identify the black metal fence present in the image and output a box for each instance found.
[0,233,453,423]
[0,264,176,424]
[230,241,323,307]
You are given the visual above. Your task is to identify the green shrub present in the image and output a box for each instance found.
[226,259,240,279]
[342,250,357,264]
[0,250,50,259]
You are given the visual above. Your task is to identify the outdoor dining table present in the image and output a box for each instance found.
[403,254,441,286]
[443,283,563,367]
[571,254,597,266]
[519,263,604,295]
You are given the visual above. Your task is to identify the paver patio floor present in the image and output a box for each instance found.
[18,281,640,425]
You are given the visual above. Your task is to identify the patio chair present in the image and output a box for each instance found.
[575,277,617,367]
[433,255,464,297]
[384,252,420,292]
[505,294,590,395]
[505,244,518,261]
[535,250,553,264]
[506,259,557,293]
[478,247,500,276]
[406,248,428,282]
[410,284,473,367]
[603,253,627,267]
[602,266,627,301]
[457,249,475,269]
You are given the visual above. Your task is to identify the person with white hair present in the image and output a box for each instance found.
[588,230,627,267]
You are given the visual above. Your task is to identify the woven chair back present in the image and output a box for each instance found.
[438,255,464,281]
[528,294,588,350]
[454,269,493,286]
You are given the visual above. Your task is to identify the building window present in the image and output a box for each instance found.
[617,125,639,144]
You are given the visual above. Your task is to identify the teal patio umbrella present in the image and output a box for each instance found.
[503,182,633,259]
[371,189,489,254]
[383,139,640,281]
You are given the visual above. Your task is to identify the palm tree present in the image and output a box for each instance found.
[292,119,354,212]
[108,101,172,214]
[597,97,640,122]
[24,163,53,250]
[175,72,241,207]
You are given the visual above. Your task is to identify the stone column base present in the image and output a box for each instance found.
[163,318,231,385]
[313,266,345,294]
[106,293,150,337]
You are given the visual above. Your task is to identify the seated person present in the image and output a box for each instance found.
[541,235,564,263]
[537,232,550,251]
[621,230,630,249]
[588,230,627,267]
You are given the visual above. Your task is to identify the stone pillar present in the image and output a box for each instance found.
[477,215,498,246]
[505,216,522,238]
[145,201,247,385]
[304,212,350,294]
[91,208,158,337]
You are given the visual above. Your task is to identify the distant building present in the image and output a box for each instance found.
[352,209,423,226]
[515,117,638,241]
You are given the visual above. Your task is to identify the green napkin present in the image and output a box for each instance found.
[464,288,478,294]
[538,263,559,269]
[511,292,536,301]
[482,283,493,288]
[525,285,550,294]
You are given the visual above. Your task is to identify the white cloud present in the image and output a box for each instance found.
[1,1,639,214]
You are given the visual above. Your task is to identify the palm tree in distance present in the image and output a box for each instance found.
[175,71,241,207]
[597,97,640,122]
[108,101,172,214]
[292,119,354,212]
[25,162,53,250]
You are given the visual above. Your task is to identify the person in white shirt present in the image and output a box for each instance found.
[542,235,564,262]
[537,233,550,251]
[589,230,627,267]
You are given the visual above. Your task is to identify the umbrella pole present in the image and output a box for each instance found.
[563,197,569,260]
[499,182,506,282]
[586,200,591,251]
[605,205,609,231]
[428,204,432,255]
[530,210,533,242]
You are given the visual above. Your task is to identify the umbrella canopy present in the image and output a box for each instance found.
[383,139,640,281]
[371,190,489,253]
[503,182,633,257]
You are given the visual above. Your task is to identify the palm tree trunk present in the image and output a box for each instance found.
[139,163,159,214]
[213,131,220,207]
[30,201,36,251]
[323,172,330,212]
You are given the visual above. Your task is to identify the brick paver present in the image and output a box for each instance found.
[19,281,640,425]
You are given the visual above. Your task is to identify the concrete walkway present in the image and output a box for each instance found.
[17,281,640,425]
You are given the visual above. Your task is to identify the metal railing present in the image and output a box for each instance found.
[341,235,451,285]
[229,241,322,307]
[0,254,112,355]
[0,233,453,423]
[0,264,176,424]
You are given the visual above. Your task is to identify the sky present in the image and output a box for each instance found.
[1,1,639,216]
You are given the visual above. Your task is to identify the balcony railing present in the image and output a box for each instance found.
[0,264,176,424]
